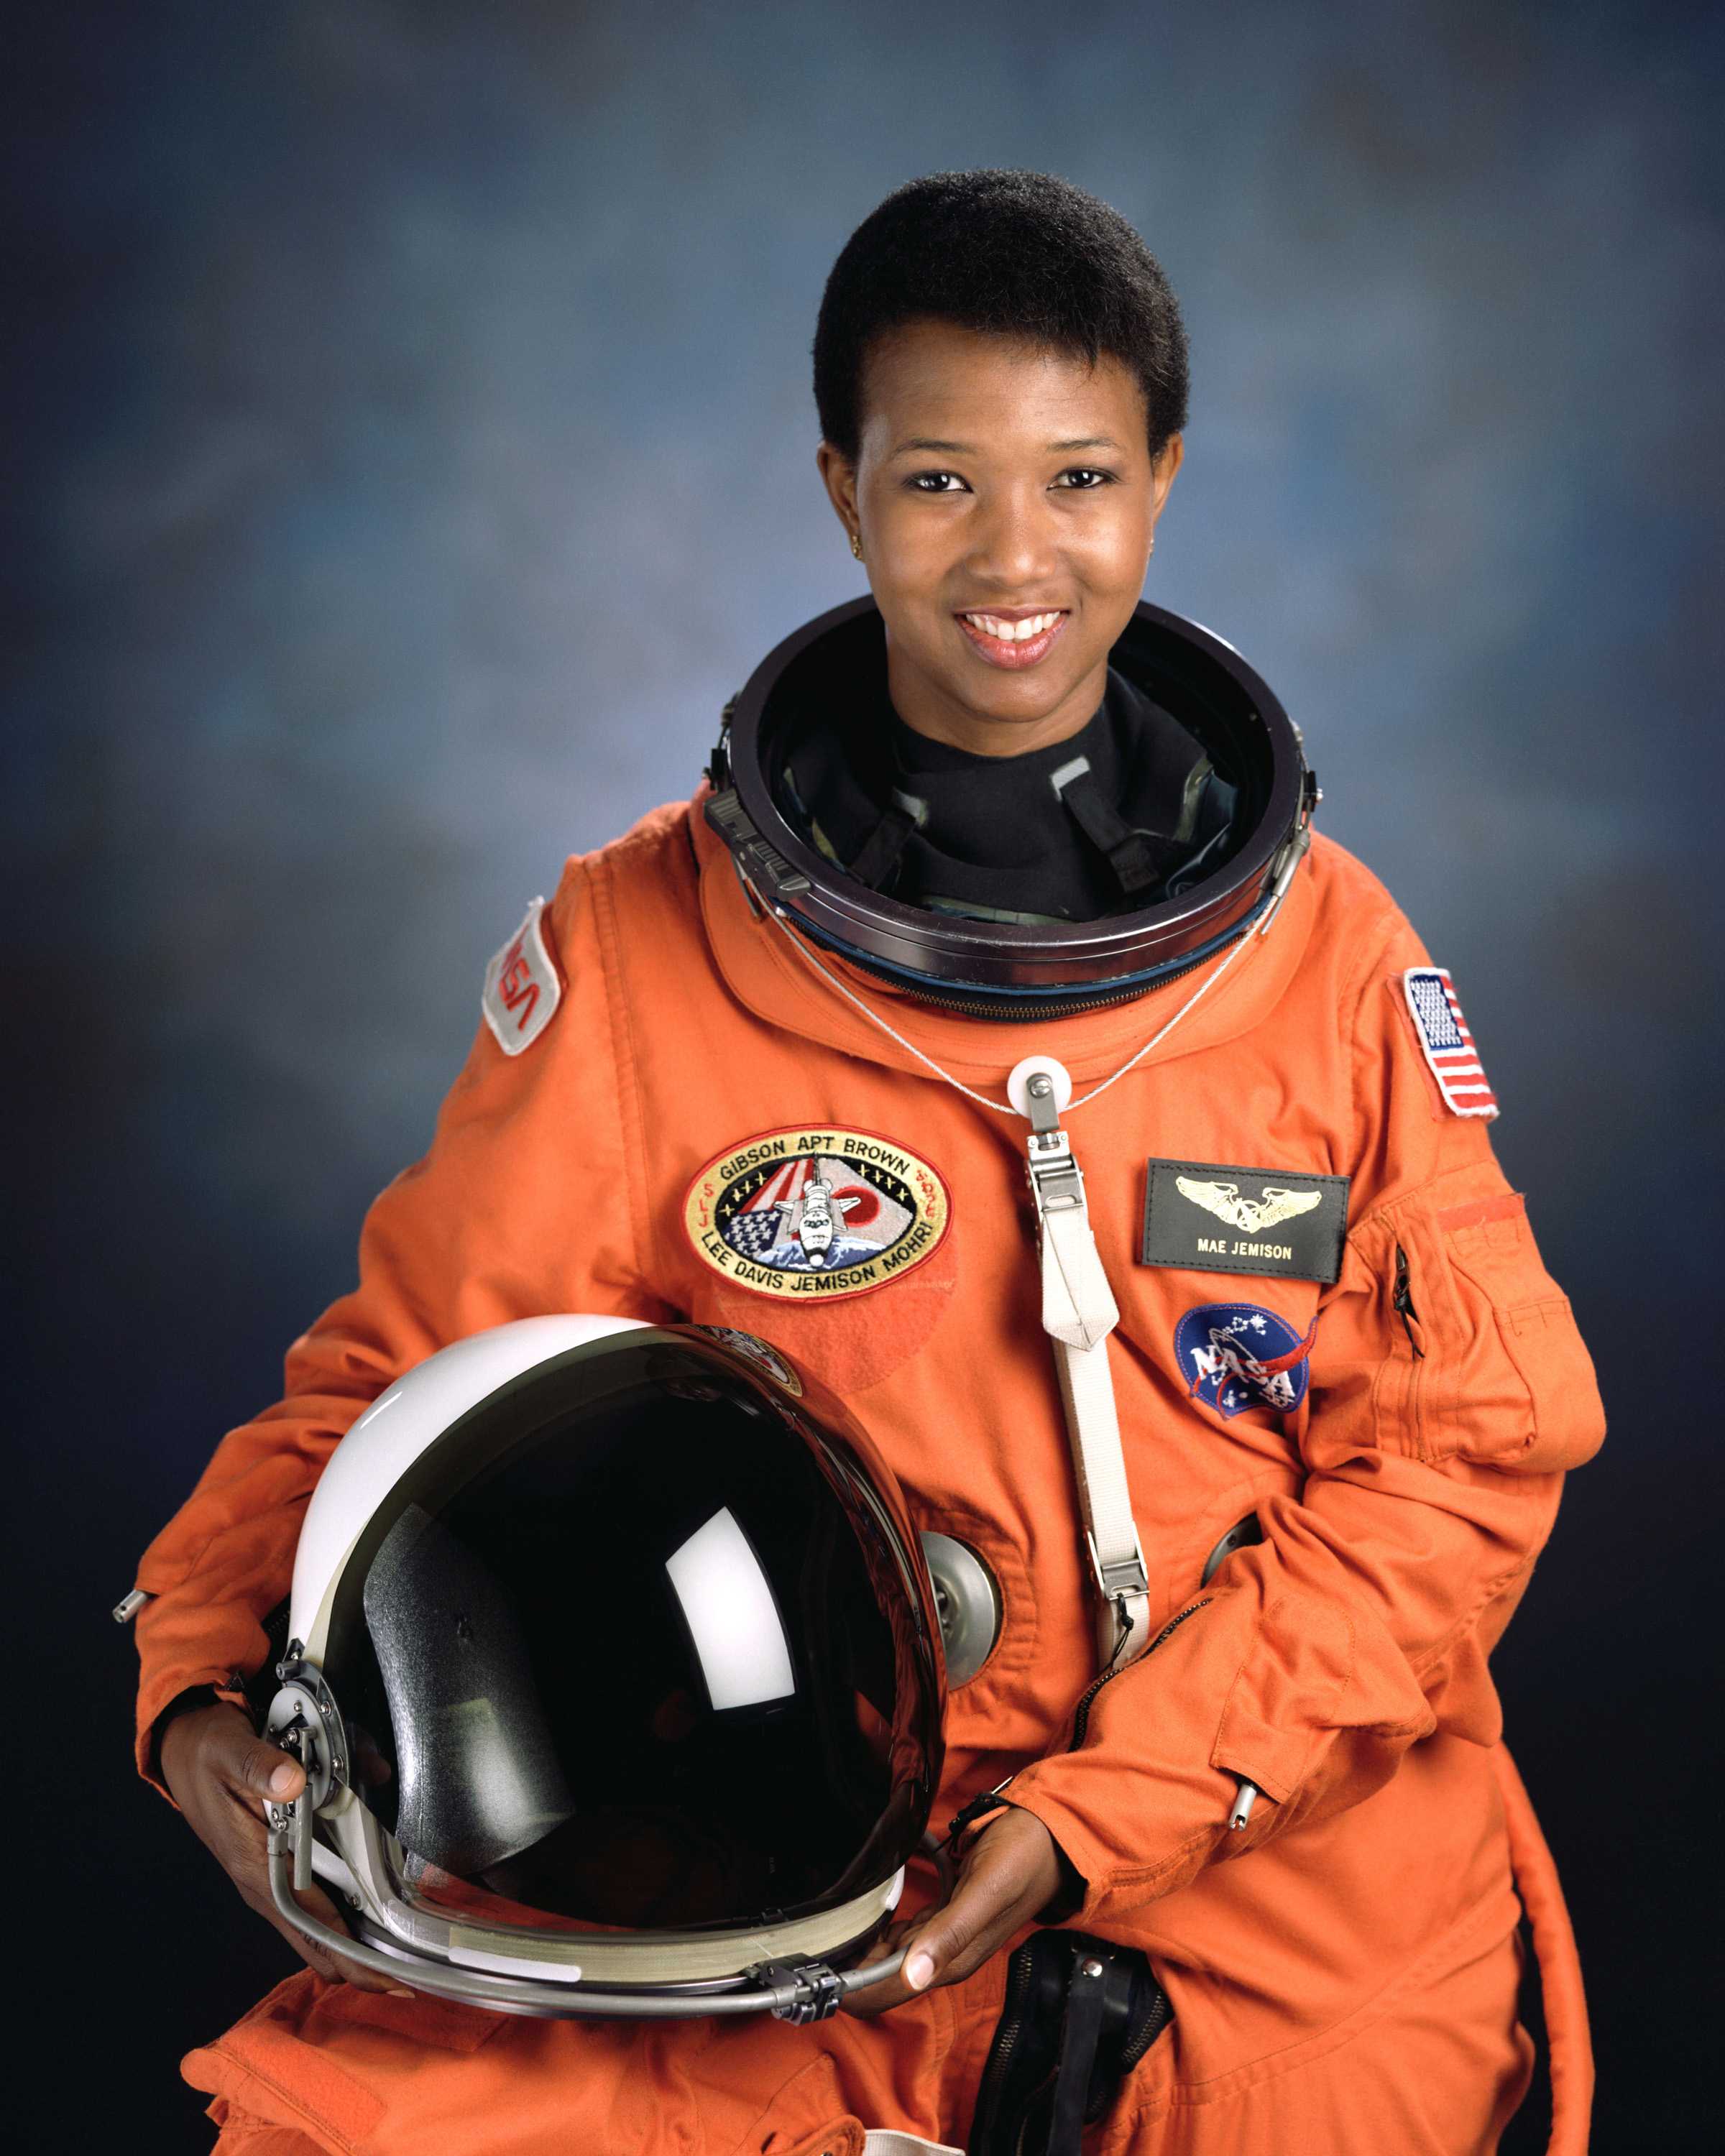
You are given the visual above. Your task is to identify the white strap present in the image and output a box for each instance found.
[1057,1335,1151,1666]
[862,2135,965,2156]
[1034,1129,1119,1349]
[1013,1059,1150,1670]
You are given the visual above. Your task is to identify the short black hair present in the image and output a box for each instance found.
[813,169,1189,463]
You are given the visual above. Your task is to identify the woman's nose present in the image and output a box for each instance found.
[965,486,1057,589]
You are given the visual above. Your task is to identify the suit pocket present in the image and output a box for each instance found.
[1369,1179,1605,1472]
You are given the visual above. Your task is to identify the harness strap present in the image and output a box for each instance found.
[1492,1743,1594,2155]
[1046,1951,1111,2155]
[846,790,926,888]
[1049,755,1175,897]
[1014,1059,1149,1668]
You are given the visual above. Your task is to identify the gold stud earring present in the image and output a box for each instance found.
[850,530,864,561]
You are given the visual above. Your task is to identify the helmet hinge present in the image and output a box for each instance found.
[749,1956,847,2022]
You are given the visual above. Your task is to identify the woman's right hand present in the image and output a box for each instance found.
[159,1698,402,1991]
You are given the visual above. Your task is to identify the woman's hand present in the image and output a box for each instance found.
[841,1805,1064,2017]
[159,1699,402,1991]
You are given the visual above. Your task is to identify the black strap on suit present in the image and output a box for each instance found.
[968,1929,1172,2156]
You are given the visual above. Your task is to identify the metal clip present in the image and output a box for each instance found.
[703,788,812,895]
[946,1774,1017,1844]
[1086,1529,1150,1608]
[1028,1137,1086,1215]
[1256,770,1319,936]
[749,1958,846,2023]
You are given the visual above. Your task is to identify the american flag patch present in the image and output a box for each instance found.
[1403,967,1499,1118]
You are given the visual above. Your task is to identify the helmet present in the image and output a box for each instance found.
[704,595,1316,1018]
[262,1317,946,2020]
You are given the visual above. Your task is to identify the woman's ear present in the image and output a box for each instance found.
[816,441,861,538]
[1151,432,1184,510]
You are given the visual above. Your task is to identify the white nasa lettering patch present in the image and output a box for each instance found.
[482,896,561,1056]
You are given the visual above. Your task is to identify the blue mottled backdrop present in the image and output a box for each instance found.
[7,2,1719,2145]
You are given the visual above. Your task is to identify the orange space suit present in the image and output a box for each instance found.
[132,791,1604,2154]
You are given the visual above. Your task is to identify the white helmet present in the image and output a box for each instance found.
[264,1317,947,2020]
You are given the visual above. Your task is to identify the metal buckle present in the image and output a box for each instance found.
[1027,1131,1086,1215]
[748,1958,846,2023]
[1086,1528,1149,1605]
[704,787,813,896]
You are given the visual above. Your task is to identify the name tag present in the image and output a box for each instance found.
[1141,1158,1350,1284]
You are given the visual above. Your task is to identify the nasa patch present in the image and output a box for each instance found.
[1175,1302,1315,1420]
[1403,967,1499,1119]
[684,1128,951,1302]
[482,897,561,1056]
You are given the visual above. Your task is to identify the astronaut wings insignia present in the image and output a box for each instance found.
[1144,1158,1349,1283]
[1174,1176,1324,1237]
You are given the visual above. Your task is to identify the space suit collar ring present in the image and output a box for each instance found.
[705,596,1314,1018]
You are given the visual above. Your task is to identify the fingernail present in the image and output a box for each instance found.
[386,1986,414,1999]
[269,1763,299,1796]
[904,1950,934,1991]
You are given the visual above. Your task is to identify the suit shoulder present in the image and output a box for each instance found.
[535,798,696,923]
[579,797,699,897]
[1305,828,1406,936]
[1300,831,1430,1037]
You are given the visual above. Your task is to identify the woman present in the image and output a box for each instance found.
[132,170,1604,2155]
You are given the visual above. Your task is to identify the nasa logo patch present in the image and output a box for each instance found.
[482,897,561,1056]
[1403,967,1499,1119]
[684,1128,951,1302]
[1175,1302,1315,1420]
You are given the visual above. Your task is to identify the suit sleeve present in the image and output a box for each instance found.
[1006,903,1606,1926]
[128,860,671,1793]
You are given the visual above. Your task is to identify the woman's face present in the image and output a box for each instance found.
[817,318,1182,757]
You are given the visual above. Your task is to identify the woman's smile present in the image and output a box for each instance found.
[954,607,1070,669]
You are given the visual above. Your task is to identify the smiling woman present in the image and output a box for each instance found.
[822,324,1172,736]
[131,167,1601,2156]
[814,172,1185,762]
[709,174,1310,1010]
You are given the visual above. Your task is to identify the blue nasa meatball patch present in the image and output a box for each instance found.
[1175,1302,1314,1419]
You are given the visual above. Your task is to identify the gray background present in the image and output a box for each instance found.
[7,1,1719,2146]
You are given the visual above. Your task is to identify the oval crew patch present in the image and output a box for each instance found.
[684,1129,951,1302]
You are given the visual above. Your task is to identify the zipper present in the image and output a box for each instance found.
[968,1935,1037,2144]
[1069,1597,1213,1750]
[969,1932,1173,2138]
[889,943,1227,1023]
[1392,1242,1425,1359]
[1116,1980,1174,2073]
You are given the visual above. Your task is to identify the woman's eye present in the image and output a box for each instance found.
[904,466,1118,494]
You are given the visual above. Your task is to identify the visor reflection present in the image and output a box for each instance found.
[665,1506,796,1711]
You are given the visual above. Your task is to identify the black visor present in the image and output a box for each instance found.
[319,1327,944,1940]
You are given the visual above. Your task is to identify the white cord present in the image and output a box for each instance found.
[755,879,1284,1118]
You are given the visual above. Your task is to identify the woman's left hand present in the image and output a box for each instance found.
[840,1805,1065,2016]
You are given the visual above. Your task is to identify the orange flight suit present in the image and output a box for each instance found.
[133,788,1605,2155]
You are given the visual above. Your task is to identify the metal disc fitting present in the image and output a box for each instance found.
[264,1662,349,1811]
[920,1532,1003,1688]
